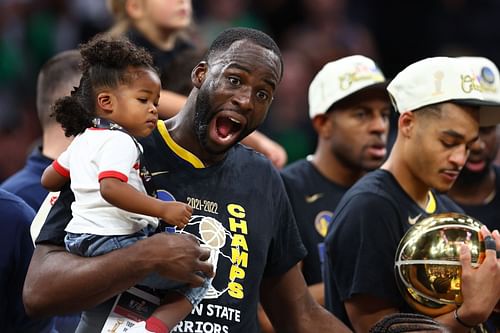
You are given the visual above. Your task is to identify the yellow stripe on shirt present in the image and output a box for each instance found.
[157,120,205,169]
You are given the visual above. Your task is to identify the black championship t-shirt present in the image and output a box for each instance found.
[323,169,463,329]
[281,159,349,285]
[141,122,306,332]
[454,165,500,232]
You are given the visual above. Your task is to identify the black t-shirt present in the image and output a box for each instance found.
[37,122,306,333]
[323,169,463,329]
[454,165,500,232]
[281,159,349,285]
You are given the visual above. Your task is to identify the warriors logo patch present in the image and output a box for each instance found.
[314,211,334,237]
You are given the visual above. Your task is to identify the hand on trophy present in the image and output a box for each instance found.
[457,226,500,327]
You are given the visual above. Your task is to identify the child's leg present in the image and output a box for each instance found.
[125,293,193,333]
[128,276,212,333]
[150,292,193,331]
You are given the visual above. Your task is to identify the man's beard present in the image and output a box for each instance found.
[456,161,491,186]
[193,89,235,155]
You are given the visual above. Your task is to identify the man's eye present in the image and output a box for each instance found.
[354,110,368,118]
[138,98,147,103]
[441,140,456,148]
[256,91,269,101]
[228,77,240,85]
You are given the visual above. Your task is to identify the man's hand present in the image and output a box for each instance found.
[140,232,214,287]
[455,227,500,326]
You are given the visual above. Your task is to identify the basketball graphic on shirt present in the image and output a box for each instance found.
[199,216,226,249]
[177,215,233,299]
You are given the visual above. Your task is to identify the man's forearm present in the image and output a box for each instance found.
[23,244,150,317]
[24,233,213,317]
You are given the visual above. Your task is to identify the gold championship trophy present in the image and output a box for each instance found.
[394,212,489,332]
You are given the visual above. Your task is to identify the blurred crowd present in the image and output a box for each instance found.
[2,0,500,180]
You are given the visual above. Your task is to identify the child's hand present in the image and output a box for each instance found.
[160,202,193,229]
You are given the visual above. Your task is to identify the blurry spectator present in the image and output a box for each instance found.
[1,50,81,211]
[195,0,266,45]
[261,48,316,163]
[0,188,53,332]
[281,0,378,73]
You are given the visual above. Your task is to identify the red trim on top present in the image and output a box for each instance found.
[88,127,108,131]
[98,171,128,182]
[52,160,70,178]
[133,162,140,170]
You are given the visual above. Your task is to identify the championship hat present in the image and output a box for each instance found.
[387,56,500,126]
[308,55,386,119]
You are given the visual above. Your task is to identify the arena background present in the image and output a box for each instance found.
[1,0,499,180]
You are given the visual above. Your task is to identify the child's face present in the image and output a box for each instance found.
[111,67,161,138]
[141,0,192,31]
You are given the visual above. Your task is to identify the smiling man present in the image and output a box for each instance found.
[23,28,351,333]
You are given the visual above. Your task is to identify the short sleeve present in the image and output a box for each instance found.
[325,193,404,306]
[95,132,139,180]
[263,174,307,276]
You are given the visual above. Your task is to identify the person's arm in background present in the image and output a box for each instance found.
[260,264,352,333]
[158,92,288,169]
[239,130,288,169]
[23,234,213,317]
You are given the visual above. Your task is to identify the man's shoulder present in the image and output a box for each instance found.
[334,170,401,212]
[232,143,277,168]
[281,159,310,178]
[0,189,35,224]
[349,169,397,196]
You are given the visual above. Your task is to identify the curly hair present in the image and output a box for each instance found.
[52,34,157,136]
[369,313,447,333]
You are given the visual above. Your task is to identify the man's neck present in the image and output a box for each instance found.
[311,147,364,188]
[42,129,72,160]
[165,115,227,167]
[382,151,430,209]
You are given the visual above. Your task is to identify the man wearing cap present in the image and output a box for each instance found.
[281,55,390,305]
[323,56,500,332]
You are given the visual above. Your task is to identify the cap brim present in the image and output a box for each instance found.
[328,81,389,110]
[452,99,500,126]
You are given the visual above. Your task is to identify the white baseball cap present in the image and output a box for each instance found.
[308,55,387,119]
[387,56,500,126]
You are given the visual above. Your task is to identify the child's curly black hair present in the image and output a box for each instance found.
[52,34,157,136]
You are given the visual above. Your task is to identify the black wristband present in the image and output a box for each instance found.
[454,307,476,328]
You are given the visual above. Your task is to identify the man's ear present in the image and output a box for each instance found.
[97,92,114,113]
[312,113,334,138]
[125,0,144,20]
[399,111,415,138]
[191,62,207,88]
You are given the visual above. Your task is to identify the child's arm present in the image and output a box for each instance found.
[41,164,69,192]
[100,177,192,228]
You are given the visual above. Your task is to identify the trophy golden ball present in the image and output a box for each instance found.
[394,212,486,316]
